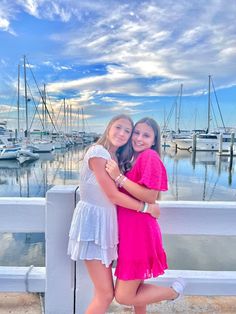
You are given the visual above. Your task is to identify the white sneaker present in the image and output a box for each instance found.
[171,277,186,301]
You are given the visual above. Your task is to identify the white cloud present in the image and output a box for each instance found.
[47,0,235,96]
[16,0,39,17]
[42,61,72,71]
[0,0,236,109]
[0,1,17,35]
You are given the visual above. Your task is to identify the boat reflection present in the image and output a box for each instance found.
[163,148,235,201]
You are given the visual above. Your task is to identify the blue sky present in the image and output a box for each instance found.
[0,0,236,134]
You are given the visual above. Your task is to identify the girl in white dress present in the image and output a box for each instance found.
[68,114,160,314]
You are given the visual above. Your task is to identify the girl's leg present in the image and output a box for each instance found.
[133,282,146,314]
[85,260,114,314]
[115,279,178,307]
[133,305,147,314]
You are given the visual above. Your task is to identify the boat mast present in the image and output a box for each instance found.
[177,84,183,132]
[70,103,72,136]
[17,64,20,136]
[207,75,211,133]
[43,84,46,133]
[23,55,29,138]
[63,98,66,135]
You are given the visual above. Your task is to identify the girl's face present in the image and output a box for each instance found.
[108,118,132,150]
[132,122,155,153]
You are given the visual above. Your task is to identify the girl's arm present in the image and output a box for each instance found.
[89,157,160,218]
[105,159,158,203]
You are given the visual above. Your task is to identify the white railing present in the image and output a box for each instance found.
[0,185,236,314]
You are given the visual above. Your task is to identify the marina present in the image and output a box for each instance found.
[1,130,235,313]
[0,145,235,269]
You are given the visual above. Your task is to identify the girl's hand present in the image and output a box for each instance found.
[105,159,121,180]
[147,203,160,219]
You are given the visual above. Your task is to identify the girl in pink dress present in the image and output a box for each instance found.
[106,117,185,313]
[68,115,161,314]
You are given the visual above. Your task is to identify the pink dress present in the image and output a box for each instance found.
[115,149,168,280]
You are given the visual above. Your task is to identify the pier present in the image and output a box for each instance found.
[0,186,236,313]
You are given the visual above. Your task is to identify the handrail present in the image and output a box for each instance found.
[0,186,235,314]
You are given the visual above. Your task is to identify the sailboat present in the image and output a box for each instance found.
[174,76,235,151]
[20,56,54,153]
[0,122,21,160]
[162,84,193,148]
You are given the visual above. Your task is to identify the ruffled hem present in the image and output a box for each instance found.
[68,239,117,267]
[115,258,168,280]
[69,201,118,249]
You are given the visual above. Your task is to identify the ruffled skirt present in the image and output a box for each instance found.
[68,200,118,267]
[115,207,168,280]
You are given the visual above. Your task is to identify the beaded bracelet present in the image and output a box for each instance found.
[114,173,123,184]
[118,176,127,188]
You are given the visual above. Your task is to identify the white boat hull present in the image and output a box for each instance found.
[174,134,235,151]
[27,142,54,153]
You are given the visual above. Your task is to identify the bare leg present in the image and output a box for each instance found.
[85,260,114,314]
[134,304,147,314]
[115,279,178,307]
[134,282,146,314]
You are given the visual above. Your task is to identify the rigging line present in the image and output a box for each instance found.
[211,79,226,131]
[163,102,175,132]
[45,91,60,131]
[26,82,44,130]
[210,99,219,129]
[54,99,65,132]
[25,57,58,133]
[55,98,64,127]
[162,87,181,133]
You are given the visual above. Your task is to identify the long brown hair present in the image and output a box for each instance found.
[135,117,161,156]
[96,114,134,165]
[120,117,161,171]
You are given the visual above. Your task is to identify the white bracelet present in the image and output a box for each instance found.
[143,202,149,213]
[119,176,127,187]
[115,173,122,183]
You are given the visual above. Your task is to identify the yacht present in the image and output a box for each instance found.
[174,132,235,151]
[0,136,21,160]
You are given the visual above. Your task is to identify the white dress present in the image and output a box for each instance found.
[68,144,118,267]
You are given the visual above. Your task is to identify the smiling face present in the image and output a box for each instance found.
[107,118,132,151]
[132,122,155,153]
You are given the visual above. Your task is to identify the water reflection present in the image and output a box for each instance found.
[0,146,84,266]
[0,146,84,197]
[162,149,236,201]
[0,233,45,266]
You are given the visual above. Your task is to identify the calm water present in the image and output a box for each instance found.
[0,146,235,270]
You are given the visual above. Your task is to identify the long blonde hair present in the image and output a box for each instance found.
[96,114,134,165]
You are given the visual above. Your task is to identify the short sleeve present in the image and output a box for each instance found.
[136,149,168,191]
[85,145,110,161]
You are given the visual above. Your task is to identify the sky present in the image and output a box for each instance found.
[0,0,236,134]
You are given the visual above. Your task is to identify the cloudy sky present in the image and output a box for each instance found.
[0,0,236,133]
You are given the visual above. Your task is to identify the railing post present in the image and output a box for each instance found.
[45,185,78,314]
